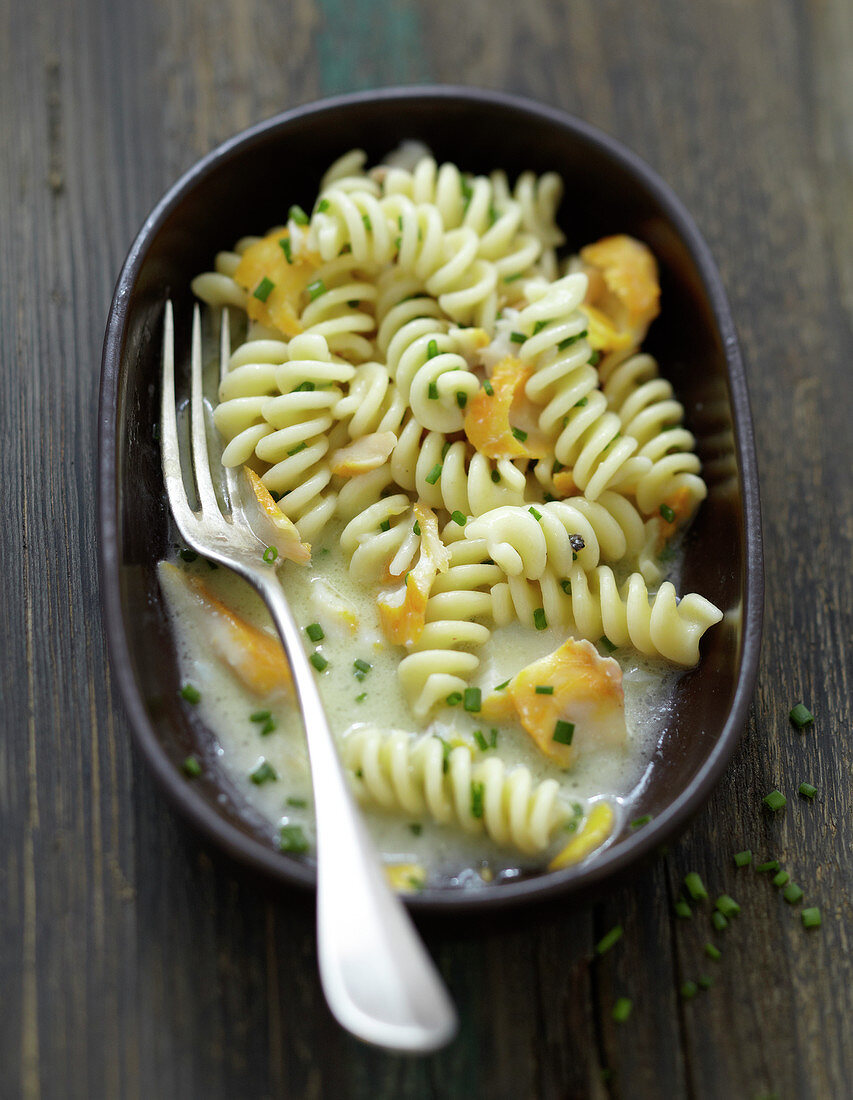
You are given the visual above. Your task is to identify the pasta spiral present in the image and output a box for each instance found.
[464,492,647,578]
[342,728,570,855]
[214,332,354,542]
[519,274,652,500]
[601,352,707,518]
[491,563,723,666]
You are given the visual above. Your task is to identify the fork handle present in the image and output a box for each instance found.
[256,573,458,1053]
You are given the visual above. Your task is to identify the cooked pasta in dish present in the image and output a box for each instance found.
[161,146,722,888]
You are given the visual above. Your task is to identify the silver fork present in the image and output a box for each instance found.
[161,301,457,1053]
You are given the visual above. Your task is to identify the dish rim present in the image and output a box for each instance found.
[99,84,763,912]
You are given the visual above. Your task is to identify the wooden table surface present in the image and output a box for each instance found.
[3,1,852,1097]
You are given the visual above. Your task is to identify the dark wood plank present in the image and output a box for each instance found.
[1,0,851,1097]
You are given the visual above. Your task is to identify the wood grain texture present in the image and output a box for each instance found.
[1,0,851,1097]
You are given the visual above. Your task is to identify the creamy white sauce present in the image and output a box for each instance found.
[160,527,682,889]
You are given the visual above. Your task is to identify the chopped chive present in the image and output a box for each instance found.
[425,463,442,485]
[511,426,528,443]
[353,659,371,676]
[306,278,326,301]
[535,685,554,695]
[361,213,372,230]
[409,822,423,836]
[756,860,779,873]
[510,332,526,344]
[560,578,572,595]
[305,623,324,643]
[783,883,804,904]
[316,197,330,213]
[553,719,574,746]
[504,272,524,283]
[286,796,307,808]
[289,204,309,225]
[612,997,633,1023]
[684,872,708,901]
[704,942,722,961]
[552,460,564,474]
[463,687,482,713]
[490,469,501,483]
[179,547,198,562]
[595,925,623,955]
[675,898,692,919]
[557,330,588,350]
[412,520,421,537]
[182,755,202,777]
[528,506,542,521]
[287,441,307,456]
[355,692,366,703]
[533,607,547,630]
[589,350,602,366]
[309,652,328,672]
[533,320,547,334]
[488,204,500,226]
[379,518,391,532]
[279,824,309,853]
[712,911,729,932]
[427,338,439,359]
[473,729,489,752]
[489,728,498,748]
[451,510,467,526]
[471,781,485,819]
[698,975,714,991]
[789,703,814,728]
[659,503,676,523]
[441,440,451,460]
[250,760,277,785]
[394,236,402,250]
[250,709,272,723]
[734,850,752,867]
[263,546,278,564]
[260,718,276,736]
[599,636,617,653]
[294,380,315,392]
[801,907,821,929]
[253,276,275,302]
[798,782,817,799]
[481,377,495,397]
[630,814,652,829]
[716,895,740,919]
[763,789,787,811]
[680,981,698,1000]
[279,237,293,262]
[446,691,463,707]
[347,300,360,308]
[495,679,510,691]
[456,390,467,409]
[180,683,201,704]
[772,871,790,887]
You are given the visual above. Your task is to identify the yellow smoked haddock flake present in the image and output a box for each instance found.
[548,801,615,870]
[234,229,320,337]
[505,637,627,768]
[385,863,426,893]
[162,562,292,698]
[243,468,311,564]
[330,431,397,478]
[464,356,550,460]
[378,503,448,646]
[580,234,661,351]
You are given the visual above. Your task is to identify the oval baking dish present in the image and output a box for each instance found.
[99,86,763,912]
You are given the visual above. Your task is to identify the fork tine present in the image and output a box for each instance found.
[219,308,242,516]
[161,301,198,540]
[190,303,225,521]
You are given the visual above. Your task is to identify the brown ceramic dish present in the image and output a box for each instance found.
[99,86,763,912]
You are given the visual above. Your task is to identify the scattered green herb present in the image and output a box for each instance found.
[553,720,575,746]
[763,790,787,811]
[802,907,821,929]
[463,687,482,713]
[789,703,814,728]
[684,872,708,901]
[309,652,328,672]
[182,755,201,777]
[798,782,817,799]
[305,623,324,643]
[180,683,201,704]
[279,824,309,853]
[250,760,277,785]
[734,850,752,867]
[253,276,275,303]
[596,925,623,955]
[612,997,633,1023]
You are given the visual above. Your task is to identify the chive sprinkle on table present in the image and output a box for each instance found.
[2,1,852,1097]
